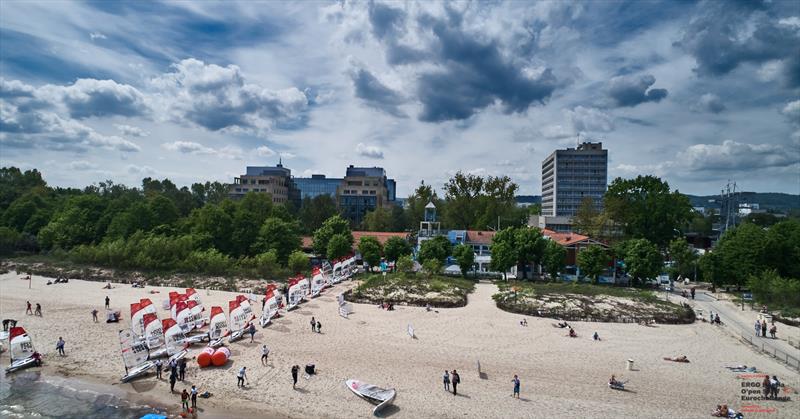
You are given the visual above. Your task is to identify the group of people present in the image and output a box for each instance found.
[712,404,743,418]
[180,385,199,412]
[379,302,395,311]
[165,358,189,392]
[762,375,783,399]
[754,319,778,339]
[25,301,42,316]
[309,317,322,333]
[709,311,721,325]
[442,370,461,395]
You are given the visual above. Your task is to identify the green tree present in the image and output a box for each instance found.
[405,181,440,227]
[298,195,337,234]
[577,245,610,284]
[698,251,721,288]
[326,233,352,261]
[417,235,451,264]
[667,238,697,280]
[442,172,518,229]
[572,197,600,237]
[287,250,309,274]
[257,217,300,265]
[2,188,54,235]
[390,205,407,232]
[313,215,353,256]
[715,223,766,288]
[452,243,475,277]
[363,207,392,231]
[230,193,275,257]
[148,195,180,226]
[358,236,383,269]
[542,240,566,280]
[515,227,546,279]
[489,241,516,280]
[396,254,414,275]
[384,236,412,264]
[763,220,800,278]
[622,239,662,286]
[604,175,692,247]
[0,167,47,210]
[0,226,22,255]
[422,259,443,277]
[189,204,233,254]
[38,194,106,249]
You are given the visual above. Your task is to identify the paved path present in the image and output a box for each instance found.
[676,288,800,368]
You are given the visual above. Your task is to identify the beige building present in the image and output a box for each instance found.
[229,163,293,204]
[337,166,396,225]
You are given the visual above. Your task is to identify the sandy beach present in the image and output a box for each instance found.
[1,272,798,418]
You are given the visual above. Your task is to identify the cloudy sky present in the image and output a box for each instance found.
[1,0,798,196]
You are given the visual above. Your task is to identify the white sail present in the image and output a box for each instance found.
[139,298,157,315]
[208,306,228,340]
[229,299,247,333]
[286,277,307,309]
[142,313,164,349]
[119,329,149,370]
[175,301,194,332]
[130,302,146,337]
[162,319,187,355]
[8,327,35,362]
[332,259,344,283]
[237,295,254,321]
[188,300,205,329]
[310,268,325,297]
[260,285,281,327]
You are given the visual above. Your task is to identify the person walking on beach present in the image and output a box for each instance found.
[443,370,450,392]
[181,389,189,411]
[512,375,520,398]
[34,303,42,316]
[310,317,316,332]
[451,370,460,396]
[770,375,781,399]
[316,321,322,333]
[190,385,198,409]
[105,296,110,309]
[770,324,777,339]
[249,322,256,343]
[709,311,714,323]
[179,358,187,381]
[762,376,771,399]
[169,371,177,393]
[26,301,32,315]
[56,337,65,356]
[155,359,163,379]
[91,309,98,322]
[261,345,270,366]
[690,287,695,300]
[291,365,299,389]
[237,366,247,387]
[755,319,761,336]
[170,358,178,379]
[761,320,767,337]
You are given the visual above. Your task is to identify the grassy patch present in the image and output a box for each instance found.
[493,281,694,324]
[348,273,476,307]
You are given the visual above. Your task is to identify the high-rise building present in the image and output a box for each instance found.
[337,165,396,226]
[539,142,607,232]
[229,162,295,204]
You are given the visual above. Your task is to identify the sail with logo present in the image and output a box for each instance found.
[119,329,154,382]
[259,284,282,327]
[207,306,228,348]
[5,327,40,373]
[310,267,326,298]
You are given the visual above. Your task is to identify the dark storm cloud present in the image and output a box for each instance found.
[349,67,407,118]
[414,13,557,122]
[606,74,668,107]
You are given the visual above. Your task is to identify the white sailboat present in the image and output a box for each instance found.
[259,285,282,327]
[332,259,344,283]
[120,329,154,382]
[5,327,40,373]
[228,296,254,343]
[161,318,191,361]
[286,276,308,311]
[345,379,397,415]
[185,288,206,328]
[310,267,326,298]
[207,306,228,348]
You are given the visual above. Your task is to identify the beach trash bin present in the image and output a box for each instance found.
[626,359,634,371]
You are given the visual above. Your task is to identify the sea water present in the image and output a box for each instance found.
[0,369,167,419]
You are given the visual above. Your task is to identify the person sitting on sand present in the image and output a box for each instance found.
[593,332,600,341]
[664,355,689,363]
[557,321,569,328]
[609,375,623,388]
[568,327,577,338]
[711,405,725,417]
[426,303,432,312]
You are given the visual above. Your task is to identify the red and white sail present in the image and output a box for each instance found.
[332,259,344,282]
[260,285,282,326]
[139,298,157,315]
[287,276,308,309]
[142,312,164,349]
[228,299,248,333]
[162,318,186,354]
[175,301,194,332]
[187,300,205,329]
[236,294,254,322]
[208,306,228,340]
[185,288,201,304]
[310,267,326,297]
[131,302,146,337]
[8,327,35,362]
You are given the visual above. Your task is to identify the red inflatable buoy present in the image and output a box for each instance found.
[197,347,215,368]
[211,346,230,366]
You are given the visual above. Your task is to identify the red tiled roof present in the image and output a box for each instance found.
[352,231,408,246]
[542,229,591,246]
[465,230,495,245]
[301,236,313,249]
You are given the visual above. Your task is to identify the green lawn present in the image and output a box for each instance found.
[349,273,476,307]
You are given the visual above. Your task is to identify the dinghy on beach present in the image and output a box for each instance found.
[286,276,308,311]
[5,326,40,373]
[119,329,154,382]
[207,306,228,347]
[228,296,254,343]
[345,379,396,416]
[310,267,326,298]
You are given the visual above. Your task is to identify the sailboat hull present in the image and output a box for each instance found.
[5,357,38,373]
[121,361,155,382]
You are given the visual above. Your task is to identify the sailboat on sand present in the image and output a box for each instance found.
[120,329,154,382]
[259,285,282,327]
[5,326,41,373]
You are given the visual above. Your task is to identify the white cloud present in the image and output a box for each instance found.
[355,142,384,159]
[161,141,242,160]
[255,145,276,157]
[114,124,148,137]
[126,164,156,175]
[677,140,798,172]
[69,160,97,170]
[781,100,800,122]
[566,106,614,133]
[89,32,107,40]
[693,93,725,114]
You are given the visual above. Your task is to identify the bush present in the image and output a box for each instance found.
[748,269,800,312]
[184,248,232,275]
[288,250,309,274]
[396,255,414,275]
[422,259,443,277]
